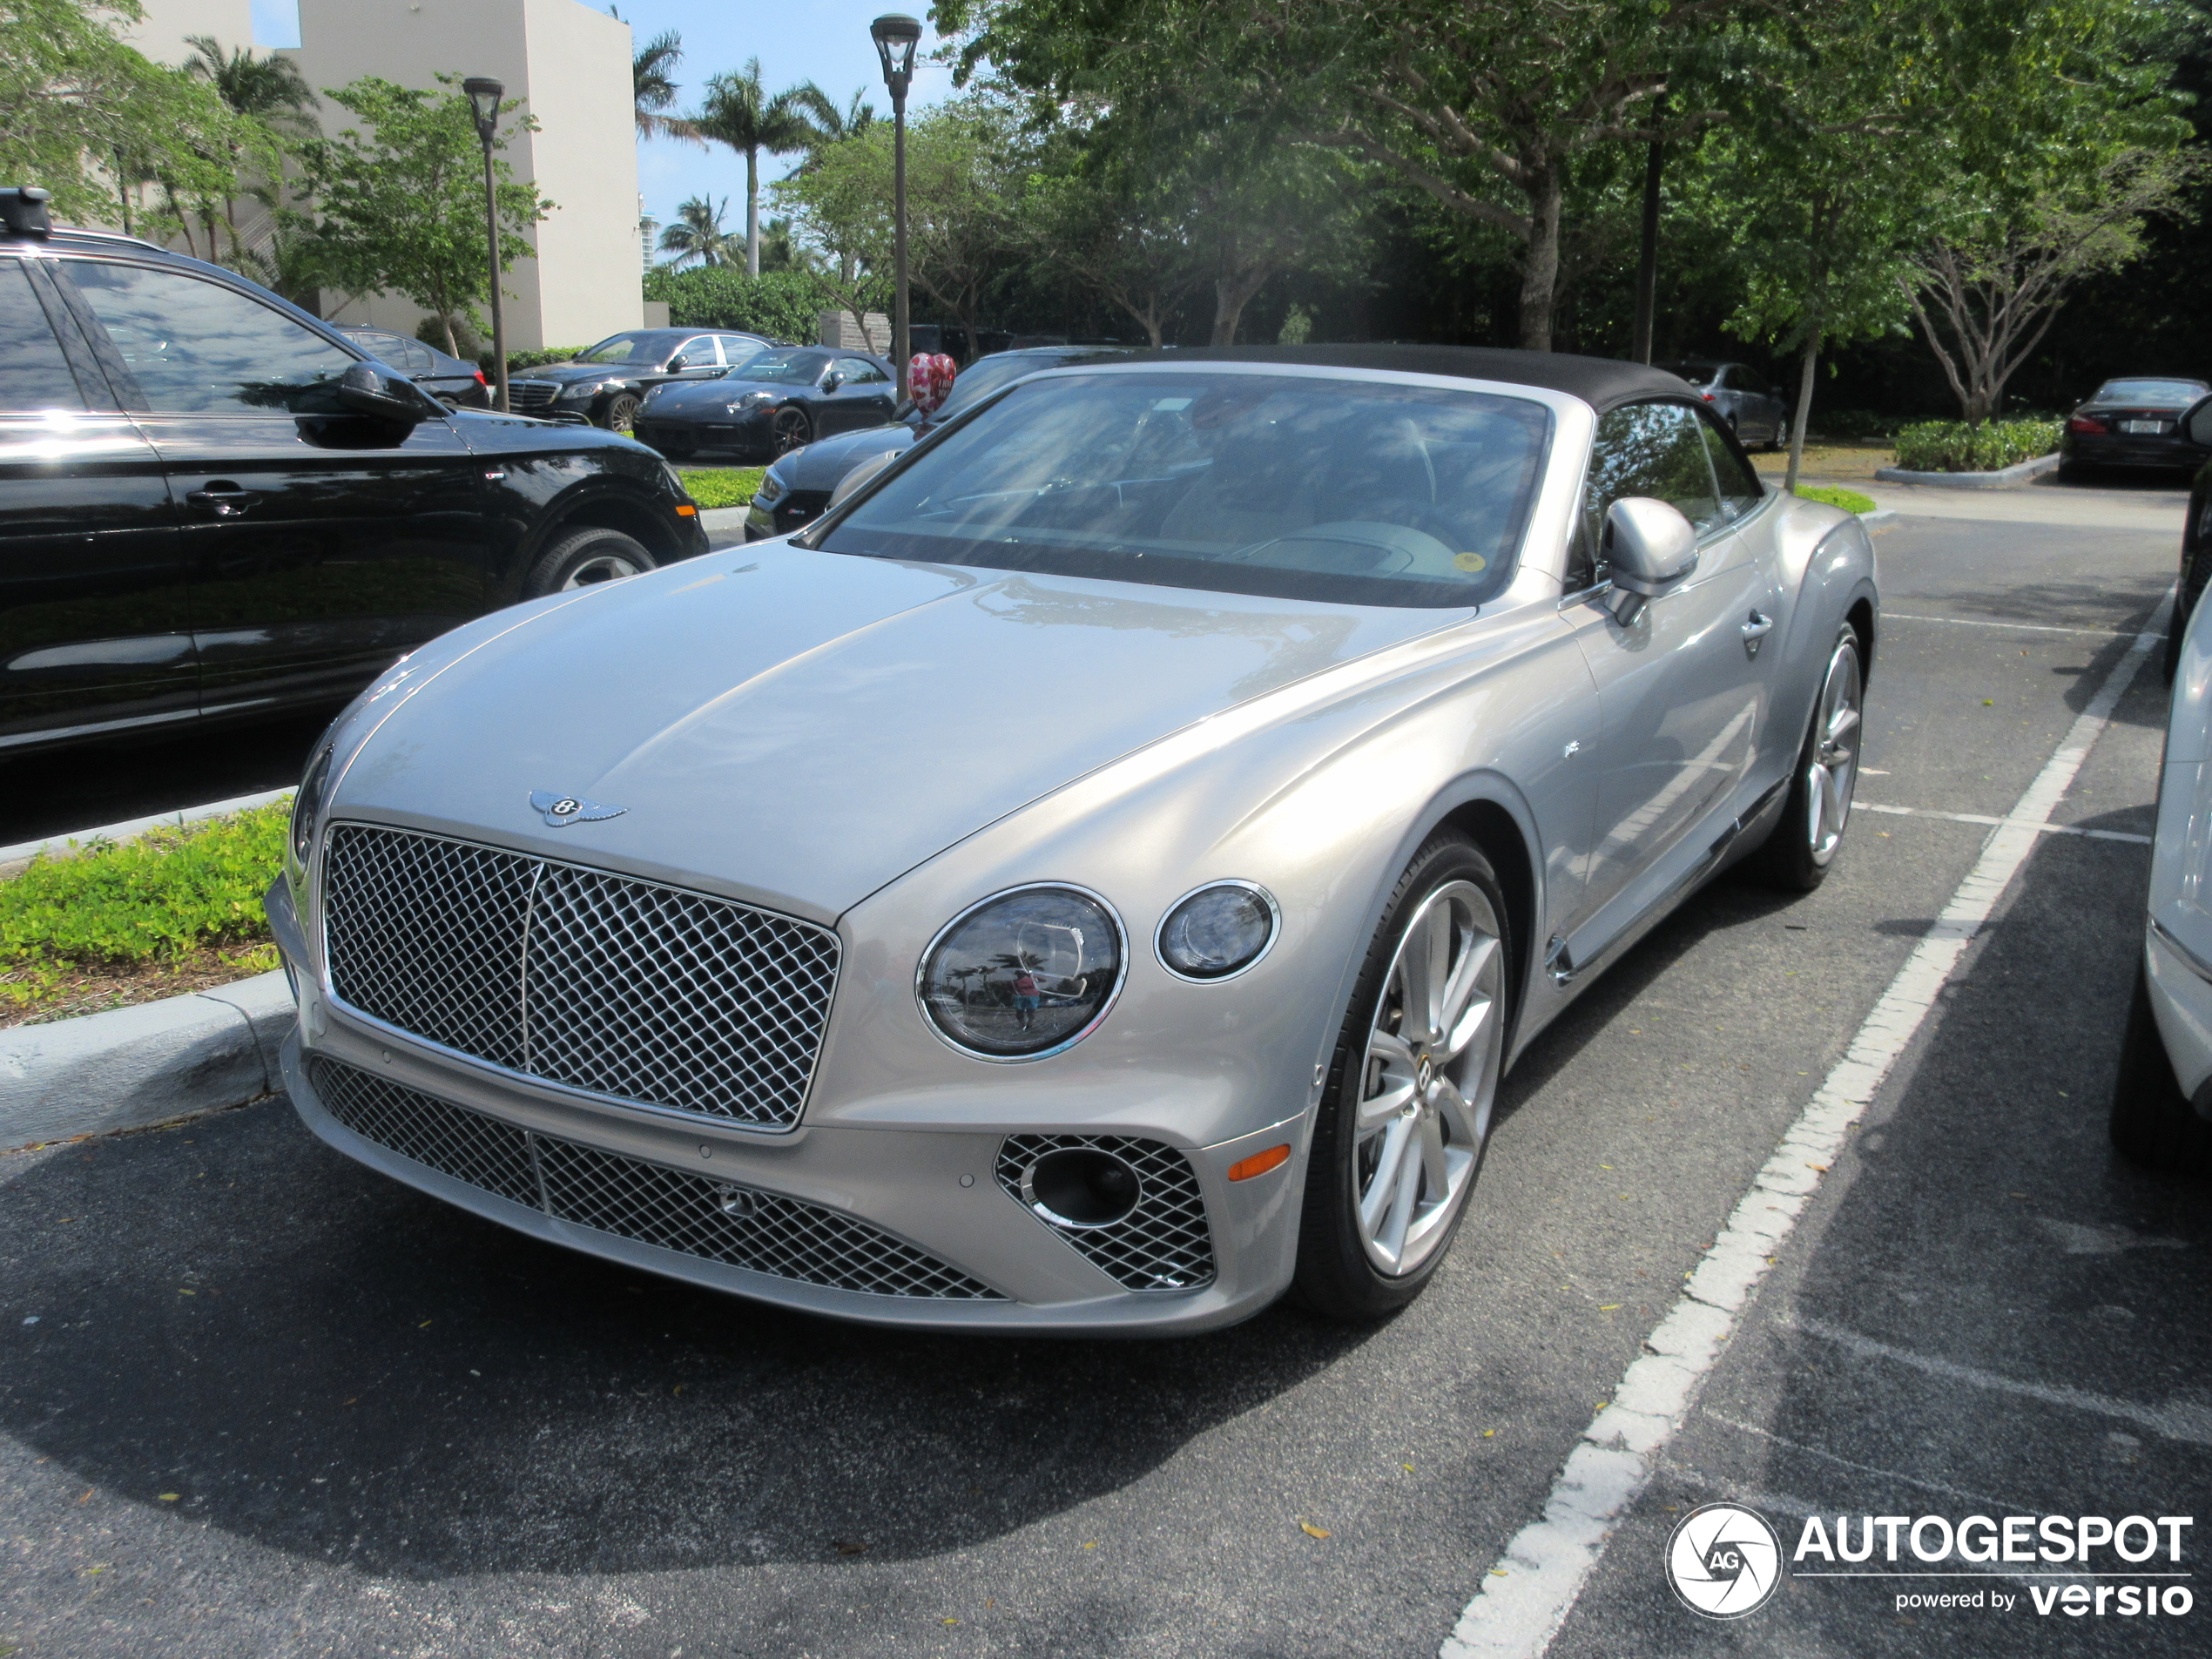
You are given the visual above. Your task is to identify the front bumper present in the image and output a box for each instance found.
[745,489,831,542]
[2145,922,2212,1119]
[636,406,773,456]
[270,881,1306,1333]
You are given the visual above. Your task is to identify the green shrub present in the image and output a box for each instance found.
[644,266,826,343]
[492,347,585,372]
[678,467,766,509]
[1,805,290,1008]
[1892,419,2060,473]
[1796,485,1878,513]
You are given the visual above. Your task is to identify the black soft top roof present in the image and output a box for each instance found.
[1104,343,1692,411]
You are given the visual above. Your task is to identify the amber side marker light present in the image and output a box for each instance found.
[1228,1144,1291,1182]
[675,503,698,516]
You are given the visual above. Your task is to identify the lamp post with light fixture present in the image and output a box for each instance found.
[462,76,509,413]
[869,14,921,397]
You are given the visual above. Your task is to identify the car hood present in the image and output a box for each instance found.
[334,544,1449,921]
[779,421,918,489]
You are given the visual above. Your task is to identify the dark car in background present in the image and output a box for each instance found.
[745,345,1130,540]
[633,346,897,462]
[2061,376,2212,476]
[0,188,706,755]
[507,328,773,433]
[1656,359,1790,450]
[335,326,491,409]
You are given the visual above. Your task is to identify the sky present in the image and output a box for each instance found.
[248,0,959,239]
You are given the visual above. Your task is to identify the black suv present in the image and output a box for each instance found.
[0,189,705,755]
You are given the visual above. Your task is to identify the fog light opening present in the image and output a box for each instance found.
[1023,1148,1142,1229]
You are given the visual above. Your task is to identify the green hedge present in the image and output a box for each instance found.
[1892,420,2061,474]
[2,805,289,1008]
[678,467,765,509]
[644,266,824,343]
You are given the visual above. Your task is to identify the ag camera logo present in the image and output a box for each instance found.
[1668,1501,1784,1619]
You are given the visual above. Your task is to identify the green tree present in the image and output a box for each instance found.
[293,76,548,355]
[658,194,738,267]
[610,9,696,141]
[179,34,314,268]
[691,58,836,276]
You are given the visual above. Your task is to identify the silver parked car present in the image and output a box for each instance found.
[1658,359,1791,451]
[269,346,1878,1333]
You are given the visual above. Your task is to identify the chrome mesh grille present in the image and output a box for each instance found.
[321,824,839,1128]
[995,1134,1215,1291]
[507,380,559,413]
[312,1058,1001,1299]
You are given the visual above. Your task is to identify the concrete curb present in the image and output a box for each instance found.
[1872,453,2060,489]
[0,787,293,878]
[0,970,296,1152]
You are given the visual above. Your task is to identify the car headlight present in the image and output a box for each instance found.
[755,471,787,506]
[728,391,775,412]
[917,885,1126,1060]
[1156,881,1278,981]
[290,741,334,872]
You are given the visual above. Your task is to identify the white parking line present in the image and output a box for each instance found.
[1884,611,2161,640]
[1784,1318,2212,1448]
[1437,590,2173,1659]
[1698,1410,2037,1515]
[1856,801,2151,845]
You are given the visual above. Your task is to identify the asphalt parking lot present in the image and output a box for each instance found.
[3,483,2207,1658]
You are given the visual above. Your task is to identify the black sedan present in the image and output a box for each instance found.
[744,345,1129,540]
[506,328,773,433]
[335,326,491,408]
[632,347,897,461]
[1656,358,1790,449]
[2061,376,2212,475]
[0,187,706,756]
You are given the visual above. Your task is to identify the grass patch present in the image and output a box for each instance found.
[1,803,290,1024]
[678,466,767,510]
[1795,484,1878,514]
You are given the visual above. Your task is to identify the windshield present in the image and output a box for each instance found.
[574,333,677,366]
[2093,378,2207,404]
[732,350,828,386]
[932,354,1066,419]
[819,370,1552,608]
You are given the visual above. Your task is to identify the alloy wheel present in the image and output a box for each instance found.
[1805,635,1863,865]
[558,551,645,590]
[772,408,812,455]
[1352,879,1503,1275]
[603,393,640,435]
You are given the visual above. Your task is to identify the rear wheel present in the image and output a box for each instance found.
[1293,833,1510,1321]
[1753,623,1863,891]
[1767,415,1789,454]
[2110,964,2212,1177]
[523,526,656,597]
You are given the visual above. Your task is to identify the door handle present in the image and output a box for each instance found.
[186,484,261,518]
[1741,610,1775,658]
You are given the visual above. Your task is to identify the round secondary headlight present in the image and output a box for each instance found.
[917,885,1125,1060]
[1156,881,1278,981]
[290,741,334,870]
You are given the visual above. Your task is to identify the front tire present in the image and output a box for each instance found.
[1293,833,1511,1322]
[523,526,656,597]
[597,392,642,435]
[1753,623,1863,891]
[771,406,813,456]
[2111,963,2212,1177]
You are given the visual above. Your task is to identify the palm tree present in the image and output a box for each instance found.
[610,9,696,143]
[179,36,316,265]
[658,196,738,268]
[690,60,836,276]
[785,88,877,179]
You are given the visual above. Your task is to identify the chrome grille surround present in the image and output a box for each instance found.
[320,823,840,1130]
[507,379,559,414]
[995,1134,1216,1291]
[312,1058,1002,1300]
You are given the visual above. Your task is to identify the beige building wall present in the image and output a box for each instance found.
[124,0,256,65]
[291,0,641,350]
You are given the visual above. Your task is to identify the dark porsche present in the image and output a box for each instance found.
[633,346,898,462]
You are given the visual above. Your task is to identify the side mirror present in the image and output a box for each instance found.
[1603,496,1698,624]
[665,354,689,373]
[822,371,845,391]
[2185,395,2212,448]
[335,361,428,426]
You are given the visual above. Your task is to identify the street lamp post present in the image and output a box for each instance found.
[462,77,509,414]
[870,14,921,398]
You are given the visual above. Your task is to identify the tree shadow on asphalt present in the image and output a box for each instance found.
[0,1106,1372,1581]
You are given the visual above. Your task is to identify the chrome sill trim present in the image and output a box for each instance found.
[2149,916,2212,986]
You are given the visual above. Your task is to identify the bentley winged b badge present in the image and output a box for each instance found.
[530,790,626,827]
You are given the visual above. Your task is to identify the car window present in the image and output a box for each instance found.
[675,335,718,368]
[934,353,1043,416]
[0,260,86,412]
[1698,415,1766,519]
[63,260,354,415]
[1584,401,1723,544]
[732,350,830,386]
[834,356,887,386]
[720,339,767,374]
[822,370,1553,609]
[574,333,671,366]
[1733,366,1771,398]
[2096,378,2209,403]
[357,332,433,374]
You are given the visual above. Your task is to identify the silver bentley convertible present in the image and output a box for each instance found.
[269,346,1878,1333]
